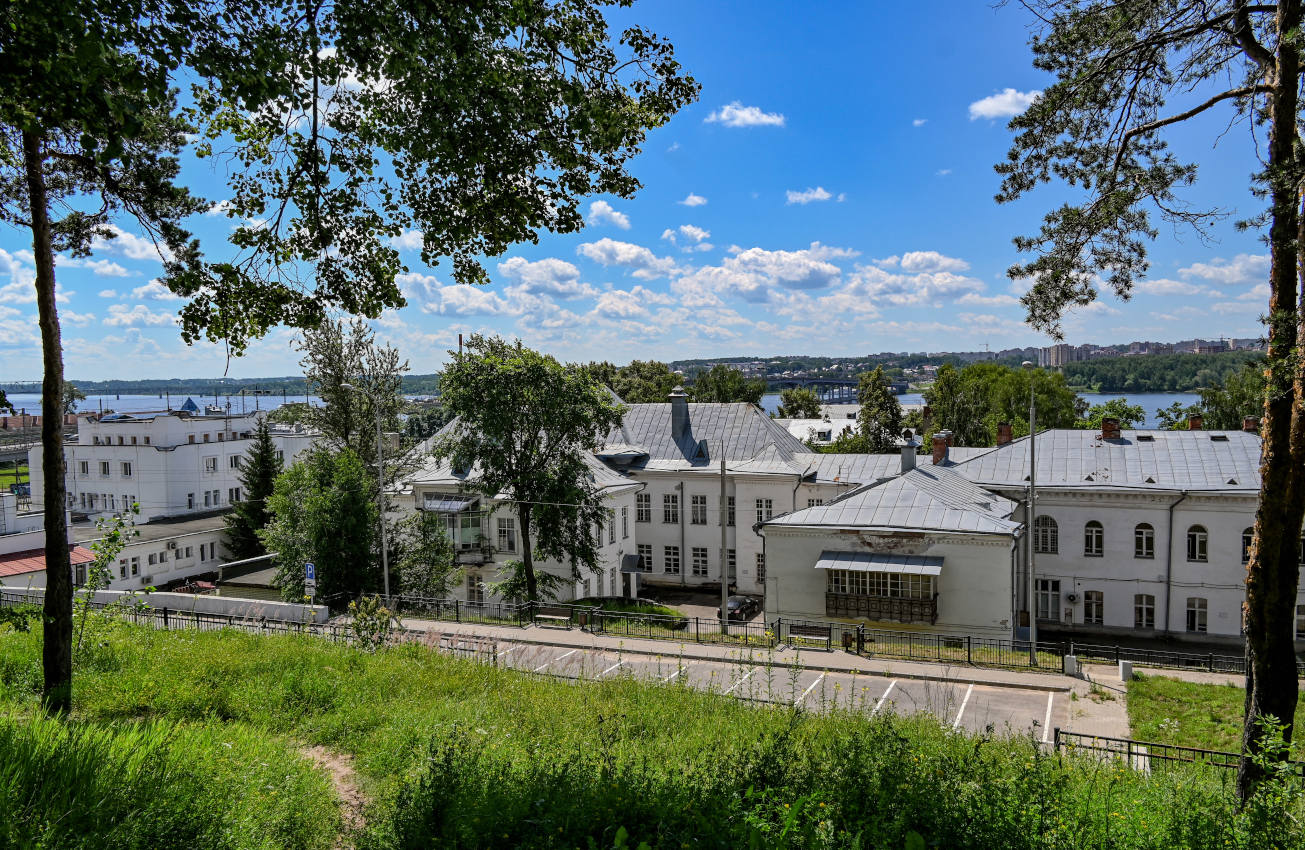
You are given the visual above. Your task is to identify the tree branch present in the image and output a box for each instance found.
[1232,1,1277,71]
[1113,83,1272,173]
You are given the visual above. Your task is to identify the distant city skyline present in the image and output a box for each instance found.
[0,1,1272,381]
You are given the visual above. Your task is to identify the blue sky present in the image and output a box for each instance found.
[0,1,1271,380]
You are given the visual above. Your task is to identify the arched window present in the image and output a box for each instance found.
[1187,525,1208,563]
[1134,523,1155,559]
[1084,521,1104,557]
[1242,527,1255,565]
[1034,515,1058,554]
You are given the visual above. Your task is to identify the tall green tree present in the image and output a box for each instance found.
[1155,401,1206,431]
[260,448,377,602]
[996,0,1302,792]
[687,365,766,405]
[924,363,1081,446]
[611,360,681,404]
[60,384,85,417]
[435,335,625,602]
[1200,362,1269,430]
[923,364,992,447]
[857,367,903,453]
[1075,398,1146,431]
[775,387,823,419]
[3,0,694,716]
[394,510,459,599]
[223,418,283,561]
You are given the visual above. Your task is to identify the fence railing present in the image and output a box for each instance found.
[1052,729,1305,777]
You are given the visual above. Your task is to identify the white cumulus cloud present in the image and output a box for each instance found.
[704,101,786,128]
[130,280,184,301]
[576,239,679,280]
[786,186,833,205]
[92,225,172,262]
[587,200,630,230]
[1178,253,1268,285]
[104,303,176,327]
[913,118,927,127]
[679,193,708,207]
[497,256,597,299]
[968,88,1041,120]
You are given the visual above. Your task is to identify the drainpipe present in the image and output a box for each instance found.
[1010,533,1021,642]
[676,481,685,587]
[1162,491,1189,636]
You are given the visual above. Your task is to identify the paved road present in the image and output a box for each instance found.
[483,639,1067,740]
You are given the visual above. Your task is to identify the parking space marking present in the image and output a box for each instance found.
[598,660,623,679]
[951,683,974,730]
[533,648,578,673]
[1041,692,1054,743]
[724,668,758,695]
[496,645,519,659]
[871,680,897,716]
[796,672,826,706]
[663,660,698,682]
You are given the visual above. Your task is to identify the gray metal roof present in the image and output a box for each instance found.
[765,464,1020,536]
[954,429,1262,492]
[605,403,809,469]
[813,551,943,575]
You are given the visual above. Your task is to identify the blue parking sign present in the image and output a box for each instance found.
[305,562,316,582]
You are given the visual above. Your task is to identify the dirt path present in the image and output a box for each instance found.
[302,744,367,847]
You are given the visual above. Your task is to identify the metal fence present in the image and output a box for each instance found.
[1066,641,1270,676]
[1052,729,1305,777]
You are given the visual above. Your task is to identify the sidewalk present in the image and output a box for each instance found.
[396,615,1075,693]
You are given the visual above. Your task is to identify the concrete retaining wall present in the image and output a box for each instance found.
[1,587,328,624]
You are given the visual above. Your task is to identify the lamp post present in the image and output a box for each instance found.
[1021,360,1037,664]
[341,382,390,601]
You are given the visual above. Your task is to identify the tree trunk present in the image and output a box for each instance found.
[1239,2,1304,798]
[23,130,72,716]
[518,504,538,602]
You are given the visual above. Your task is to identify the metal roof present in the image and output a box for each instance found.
[765,464,1020,536]
[607,403,809,468]
[0,545,95,578]
[954,429,1262,492]
[813,551,943,575]
[423,498,474,512]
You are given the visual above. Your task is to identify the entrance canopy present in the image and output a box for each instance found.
[423,497,475,512]
[813,551,942,576]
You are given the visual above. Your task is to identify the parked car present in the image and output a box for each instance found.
[720,595,760,622]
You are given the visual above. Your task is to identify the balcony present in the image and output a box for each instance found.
[826,592,938,625]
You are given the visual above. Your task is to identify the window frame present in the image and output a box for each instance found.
[1033,515,1058,554]
[1083,520,1104,557]
[1186,525,1208,563]
[1134,523,1155,559]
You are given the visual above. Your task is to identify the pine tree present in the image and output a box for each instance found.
[223,419,283,561]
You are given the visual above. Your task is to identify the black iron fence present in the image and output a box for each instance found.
[1066,641,1277,676]
[1052,729,1305,777]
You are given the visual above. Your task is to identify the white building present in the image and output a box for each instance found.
[74,513,232,592]
[29,406,315,523]
[0,492,91,590]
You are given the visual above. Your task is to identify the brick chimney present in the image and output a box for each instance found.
[1188,414,1203,431]
[1101,417,1121,440]
[931,430,951,465]
[1242,415,1261,434]
[996,422,1013,446]
[669,386,689,441]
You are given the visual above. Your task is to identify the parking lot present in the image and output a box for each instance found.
[487,639,1065,740]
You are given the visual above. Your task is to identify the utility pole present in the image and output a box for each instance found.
[1022,361,1038,664]
[342,382,390,601]
[719,457,729,636]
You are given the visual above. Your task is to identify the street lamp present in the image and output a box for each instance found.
[341,382,390,600]
[1021,360,1037,664]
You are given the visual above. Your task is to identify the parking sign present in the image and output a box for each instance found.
[305,562,316,582]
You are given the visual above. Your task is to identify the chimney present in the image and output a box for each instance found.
[931,430,950,465]
[1101,417,1121,440]
[901,430,917,474]
[1188,414,1203,431]
[669,386,689,441]
[1243,415,1261,434]
[996,422,1013,446]
[921,404,933,433]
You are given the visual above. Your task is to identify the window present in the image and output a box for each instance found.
[211,489,220,505]
[120,462,132,478]
[117,436,123,446]
[229,455,242,469]
[826,570,934,599]
[1134,594,1156,629]
[187,493,195,510]
[663,493,680,524]
[1242,527,1255,564]
[204,457,217,473]
[621,506,629,539]
[690,495,708,525]
[183,547,191,558]
[274,450,284,462]
[159,550,168,563]
[203,433,210,443]
[1033,516,1058,554]
[204,491,211,507]
[228,487,241,503]
[636,493,651,523]
[1036,578,1061,621]
[664,545,681,575]
[119,561,127,579]
[728,549,737,580]
[466,574,484,605]
[691,547,709,577]
[144,436,150,445]
[1083,590,1104,625]
[148,553,157,566]
[755,498,773,524]
[1135,523,1155,559]
[198,543,207,561]
[99,461,110,477]
[1084,521,1103,557]
[131,435,137,445]
[755,552,765,584]
[188,434,195,444]
[607,509,616,544]
[1297,604,1305,640]
[497,517,517,553]
[637,543,653,572]
[121,494,130,511]
[807,498,824,508]
[130,557,139,576]
[1186,597,1208,633]
[727,496,735,527]
[75,564,86,586]
[78,461,88,476]
[1187,525,1208,562]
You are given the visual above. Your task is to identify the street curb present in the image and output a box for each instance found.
[421,624,1073,694]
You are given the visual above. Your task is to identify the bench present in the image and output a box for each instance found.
[787,623,833,650]
[533,605,572,628]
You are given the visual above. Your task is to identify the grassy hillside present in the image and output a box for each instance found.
[1128,674,1305,753]
[0,622,1301,848]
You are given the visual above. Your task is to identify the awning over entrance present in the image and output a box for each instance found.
[813,551,942,576]
[619,553,644,574]
[423,497,475,512]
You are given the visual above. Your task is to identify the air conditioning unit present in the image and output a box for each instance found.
[1065,592,1079,604]
[140,575,153,585]
[166,541,177,550]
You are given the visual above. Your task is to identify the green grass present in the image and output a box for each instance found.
[0,622,1302,848]
[0,463,28,487]
[572,595,686,619]
[1127,673,1305,752]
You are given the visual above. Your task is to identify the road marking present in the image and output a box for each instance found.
[952,683,974,730]
[795,672,826,706]
[724,668,758,695]
[533,648,578,673]
[597,661,622,679]
[1042,692,1054,743]
[663,661,697,682]
[496,645,519,659]
[871,680,897,716]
